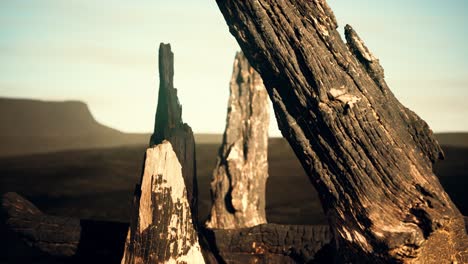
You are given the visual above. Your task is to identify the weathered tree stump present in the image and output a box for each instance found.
[207,52,270,229]
[120,142,205,264]
[121,43,206,264]
[215,1,468,262]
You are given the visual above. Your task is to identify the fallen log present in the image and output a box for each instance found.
[215,0,468,262]
[0,192,127,263]
[1,191,79,257]
[208,224,333,264]
[207,51,270,229]
[1,192,341,263]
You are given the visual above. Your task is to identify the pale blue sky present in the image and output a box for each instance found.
[0,0,467,135]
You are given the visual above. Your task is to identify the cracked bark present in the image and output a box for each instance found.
[209,224,333,263]
[215,0,468,262]
[207,52,270,229]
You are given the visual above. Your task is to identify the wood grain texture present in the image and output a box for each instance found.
[215,0,468,262]
[209,224,333,264]
[207,52,270,229]
[121,142,205,264]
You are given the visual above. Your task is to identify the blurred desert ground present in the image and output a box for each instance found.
[0,98,467,228]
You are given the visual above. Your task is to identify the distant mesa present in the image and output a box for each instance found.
[0,97,465,157]
[435,132,468,148]
[0,97,222,157]
[0,97,149,157]
[0,98,118,138]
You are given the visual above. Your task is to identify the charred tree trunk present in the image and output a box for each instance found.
[121,43,206,264]
[215,1,468,263]
[207,52,270,229]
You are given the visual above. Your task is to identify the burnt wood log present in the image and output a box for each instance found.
[1,192,340,264]
[209,224,333,264]
[207,52,270,229]
[0,192,128,263]
[121,43,208,263]
[2,192,467,263]
[215,1,468,262]
[1,191,80,257]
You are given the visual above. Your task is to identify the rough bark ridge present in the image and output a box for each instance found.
[121,43,206,264]
[207,52,270,229]
[215,1,467,262]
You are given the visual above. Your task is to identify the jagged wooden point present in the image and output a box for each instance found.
[120,142,204,264]
[207,52,270,229]
[121,43,205,264]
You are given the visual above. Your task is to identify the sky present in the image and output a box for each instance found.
[0,0,467,136]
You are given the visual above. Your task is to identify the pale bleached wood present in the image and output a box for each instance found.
[121,141,205,264]
[207,52,270,229]
[121,43,207,264]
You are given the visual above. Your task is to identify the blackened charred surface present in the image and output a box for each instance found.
[217,253,295,264]
[150,43,180,147]
[2,193,466,263]
[148,44,198,226]
[121,44,207,264]
[215,0,468,262]
[125,177,196,263]
[210,224,333,264]
[0,192,81,257]
[121,143,205,264]
[0,192,128,263]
